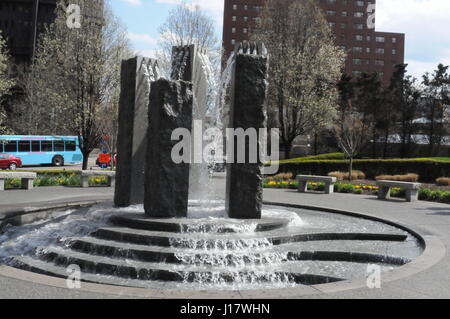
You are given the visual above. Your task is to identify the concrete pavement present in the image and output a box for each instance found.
[0,177,449,298]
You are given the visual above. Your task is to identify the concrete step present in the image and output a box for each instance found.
[110,214,289,233]
[30,246,345,285]
[92,226,408,248]
[69,236,279,265]
[69,236,410,266]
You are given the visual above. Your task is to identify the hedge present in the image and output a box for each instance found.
[275,159,450,183]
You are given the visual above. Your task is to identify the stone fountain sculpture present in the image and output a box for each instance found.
[225,42,269,219]
[115,42,269,220]
[114,57,159,207]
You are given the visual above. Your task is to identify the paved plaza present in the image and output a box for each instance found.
[0,175,449,299]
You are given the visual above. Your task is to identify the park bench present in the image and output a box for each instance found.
[296,175,337,194]
[0,172,37,191]
[79,170,116,188]
[376,180,421,202]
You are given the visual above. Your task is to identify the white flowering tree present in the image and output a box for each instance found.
[250,0,345,159]
[16,0,131,169]
[0,31,14,134]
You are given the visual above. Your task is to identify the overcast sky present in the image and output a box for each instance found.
[112,0,450,80]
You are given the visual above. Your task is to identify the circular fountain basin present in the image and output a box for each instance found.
[0,202,424,291]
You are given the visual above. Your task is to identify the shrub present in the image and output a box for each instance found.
[276,158,450,182]
[268,173,294,182]
[436,177,450,186]
[338,183,354,193]
[278,153,345,164]
[328,170,365,180]
[353,188,363,194]
[375,173,419,182]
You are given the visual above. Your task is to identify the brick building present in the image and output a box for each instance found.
[222,0,405,85]
[0,0,58,66]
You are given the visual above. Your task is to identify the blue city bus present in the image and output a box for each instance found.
[0,136,83,166]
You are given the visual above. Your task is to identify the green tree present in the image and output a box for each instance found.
[353,72,383,157]
[422,64,450,156]
[385,64,421,158]
[250,0,345,159]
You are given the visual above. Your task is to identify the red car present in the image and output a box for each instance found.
[0,153,22,170]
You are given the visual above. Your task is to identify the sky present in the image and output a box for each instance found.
[111,0,450,80]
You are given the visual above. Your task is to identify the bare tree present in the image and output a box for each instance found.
[0,31,14,134]
[15,0,131,169]
[333,109,372,181]
[250,0,345,159]
[156,1,220,118]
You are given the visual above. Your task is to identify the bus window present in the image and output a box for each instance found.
[18,141,31,152]
[65,141,76,152]
[32,141,41,152]
[41,141,53,152]
[0,143,3,152]
[5,141,17,153]
[54,140,64,152]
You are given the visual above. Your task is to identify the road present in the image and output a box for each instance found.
[16,152,100,171]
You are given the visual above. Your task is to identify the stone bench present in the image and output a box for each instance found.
[296,175,337,194]
[0,172,37,191]
[79,171,116,188]
[376,180,421,202]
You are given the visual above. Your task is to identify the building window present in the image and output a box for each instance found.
[392,37,397,43]
[355,1,364,6]
[231,39,236,45]
[328,22,336,28]
[376,36,385,43]
[233,4,237,10]
[232,16,236,22]
[352,71,362,77]
[354,12,364,18]
[243,28,248,34]
[340,23,347,29]
[366,47,371,53]
[244,5,248,10]
[375,60,385,66]
[327,10,336,16]
[342,11,348,16]
[353,59,362,65]
[354,23,364,30]
[327,0,337,4]
[231,27,236,33]
[366,35,371,41]
[244,16,248,22]
[355,35,363,41]
[392,49,397,55]
[353,47,363,53]
[375,48,385,54]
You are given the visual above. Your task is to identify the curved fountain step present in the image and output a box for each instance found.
[69,236,410,266]
[287,251,410,266]
[92,226,408,248]
[110,214,289,233]
[12,256,161,289]
[23,247,344,285]
[12,255,344,288]
[69,236,280,265]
